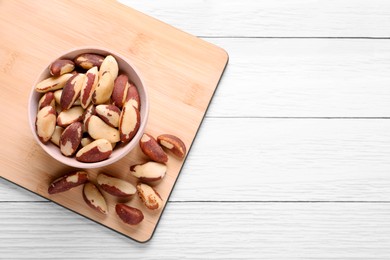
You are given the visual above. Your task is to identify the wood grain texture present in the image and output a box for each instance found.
[119,0,390,37]
[2,118,390,202]
[0,0,227,242]
[1,202,390,259]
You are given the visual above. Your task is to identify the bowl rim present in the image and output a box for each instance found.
[28,46,149,169]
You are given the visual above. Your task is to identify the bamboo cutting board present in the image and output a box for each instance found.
[0,0,228,242]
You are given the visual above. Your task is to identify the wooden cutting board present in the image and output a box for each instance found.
[0,0,228,242]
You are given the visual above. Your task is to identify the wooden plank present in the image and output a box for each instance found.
[0,0,227,242]
[0,202,389,259]
[119,0,390,37]
[205,38,390,117]
[2,118,390,202]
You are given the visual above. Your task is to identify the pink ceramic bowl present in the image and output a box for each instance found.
[28,47,149,168]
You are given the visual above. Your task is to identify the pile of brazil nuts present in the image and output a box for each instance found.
[34,53,141,163]
[47,132,187,226]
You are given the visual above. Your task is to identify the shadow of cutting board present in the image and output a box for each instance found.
[0,0,228,242]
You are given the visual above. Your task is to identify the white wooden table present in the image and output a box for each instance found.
[1,1,390,258]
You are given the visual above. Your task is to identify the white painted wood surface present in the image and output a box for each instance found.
[1,0,390,258]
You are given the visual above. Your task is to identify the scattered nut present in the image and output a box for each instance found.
[35,106,56,143]
[76,138,112,163]
[49,59,75,76]
[130,161,167,183]
[83,182,108,214]
[139,133,168,163]
[48,171,88,194]
[157,134,187,159]
[137,183,163,210]
[115,204,144,225]
[97,173,136,197]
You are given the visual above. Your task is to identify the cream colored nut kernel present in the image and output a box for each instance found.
[95,104,121,128]
[97,173,136,197]
[87,115,120,143]
[60,73,86,110]
[57,106,84,127]
[76,138,112,163]
[35,73,73,93]
[137,183,163,210]
[130,161,167,183]
[81,136,94,147]
[92,71,114,104]
[49,59,75,77]
[83,182,108,214]
[50,126,64,147]
[60,122,82,156]
[119,100,140,143]
[35,106,56,143]
[99,55,119,80]
[54,89,62,104]
[80,66,99,108]
[48,171,88,194]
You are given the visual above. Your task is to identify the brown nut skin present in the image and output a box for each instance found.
[76,139,112,163]
[49,59,75,76]
[115,204,144,225]
[112,74,129,108]
[74,53,105,69]
[129,161,167,183]
[157,134,187,159]
[97,173,136,197]
[38,91,55,110]
[80,66,99,109]
[60,122,83,156]
[60,73,86,111]
[48,171,88,194]
[139,133,168,163]
[136,183,163,210]
[83,182,108,215]
[119,101,140,143]
[35,106,56,143]
[125,83,140,110]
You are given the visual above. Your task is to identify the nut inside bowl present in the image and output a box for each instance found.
[28,47,149,169]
